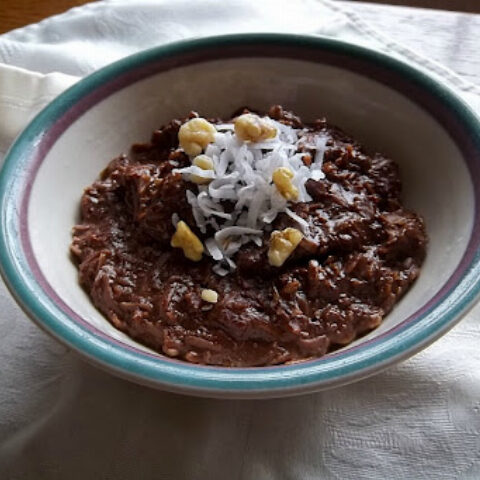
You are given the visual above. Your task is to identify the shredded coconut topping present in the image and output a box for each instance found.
[174,117,327,273]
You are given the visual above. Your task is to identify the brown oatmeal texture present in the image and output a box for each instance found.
[71,106,427,367]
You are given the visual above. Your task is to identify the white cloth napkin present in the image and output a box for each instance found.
[1,1,480,478]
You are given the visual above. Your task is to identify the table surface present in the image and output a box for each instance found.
[0,0,96,33]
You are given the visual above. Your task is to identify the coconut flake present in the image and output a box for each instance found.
[171,213,180,227]
[214,226,262,247]
[285,207,309,229]
[311,134,327,180]
[213,264,229,276]
[215,123,235,131]
[205,238,224,261]
[174,165,216,181]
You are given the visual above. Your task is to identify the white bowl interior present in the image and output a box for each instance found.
[28,57,474,354]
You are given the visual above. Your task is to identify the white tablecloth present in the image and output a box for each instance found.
[0,1,479,478]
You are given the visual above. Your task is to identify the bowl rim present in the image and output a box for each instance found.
[1,33,480,398]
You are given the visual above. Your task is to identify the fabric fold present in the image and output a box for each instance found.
[0,64,77,156]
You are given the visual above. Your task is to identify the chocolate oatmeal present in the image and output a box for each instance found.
[71,106,427,367]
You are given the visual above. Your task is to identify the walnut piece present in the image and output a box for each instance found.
[272,167,299,201]
[191,154,214,184]
[171,220,204,261]
[268,228,303,267]
[178,118,216,156]
[201,289,218,303]
[234,113,277,143]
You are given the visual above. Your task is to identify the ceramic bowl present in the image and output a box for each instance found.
[1,34,480,399]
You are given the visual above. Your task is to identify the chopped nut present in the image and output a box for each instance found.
[164,347,180,357]
[272,167,299,201]
[171,220,204,261]
[185,351,200,363]
[178,118,216,156]
[234,113,277,143]
[268,228,303,267]
[201,288,218,303]
[191,154,214,184]
[302,154,312,166]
